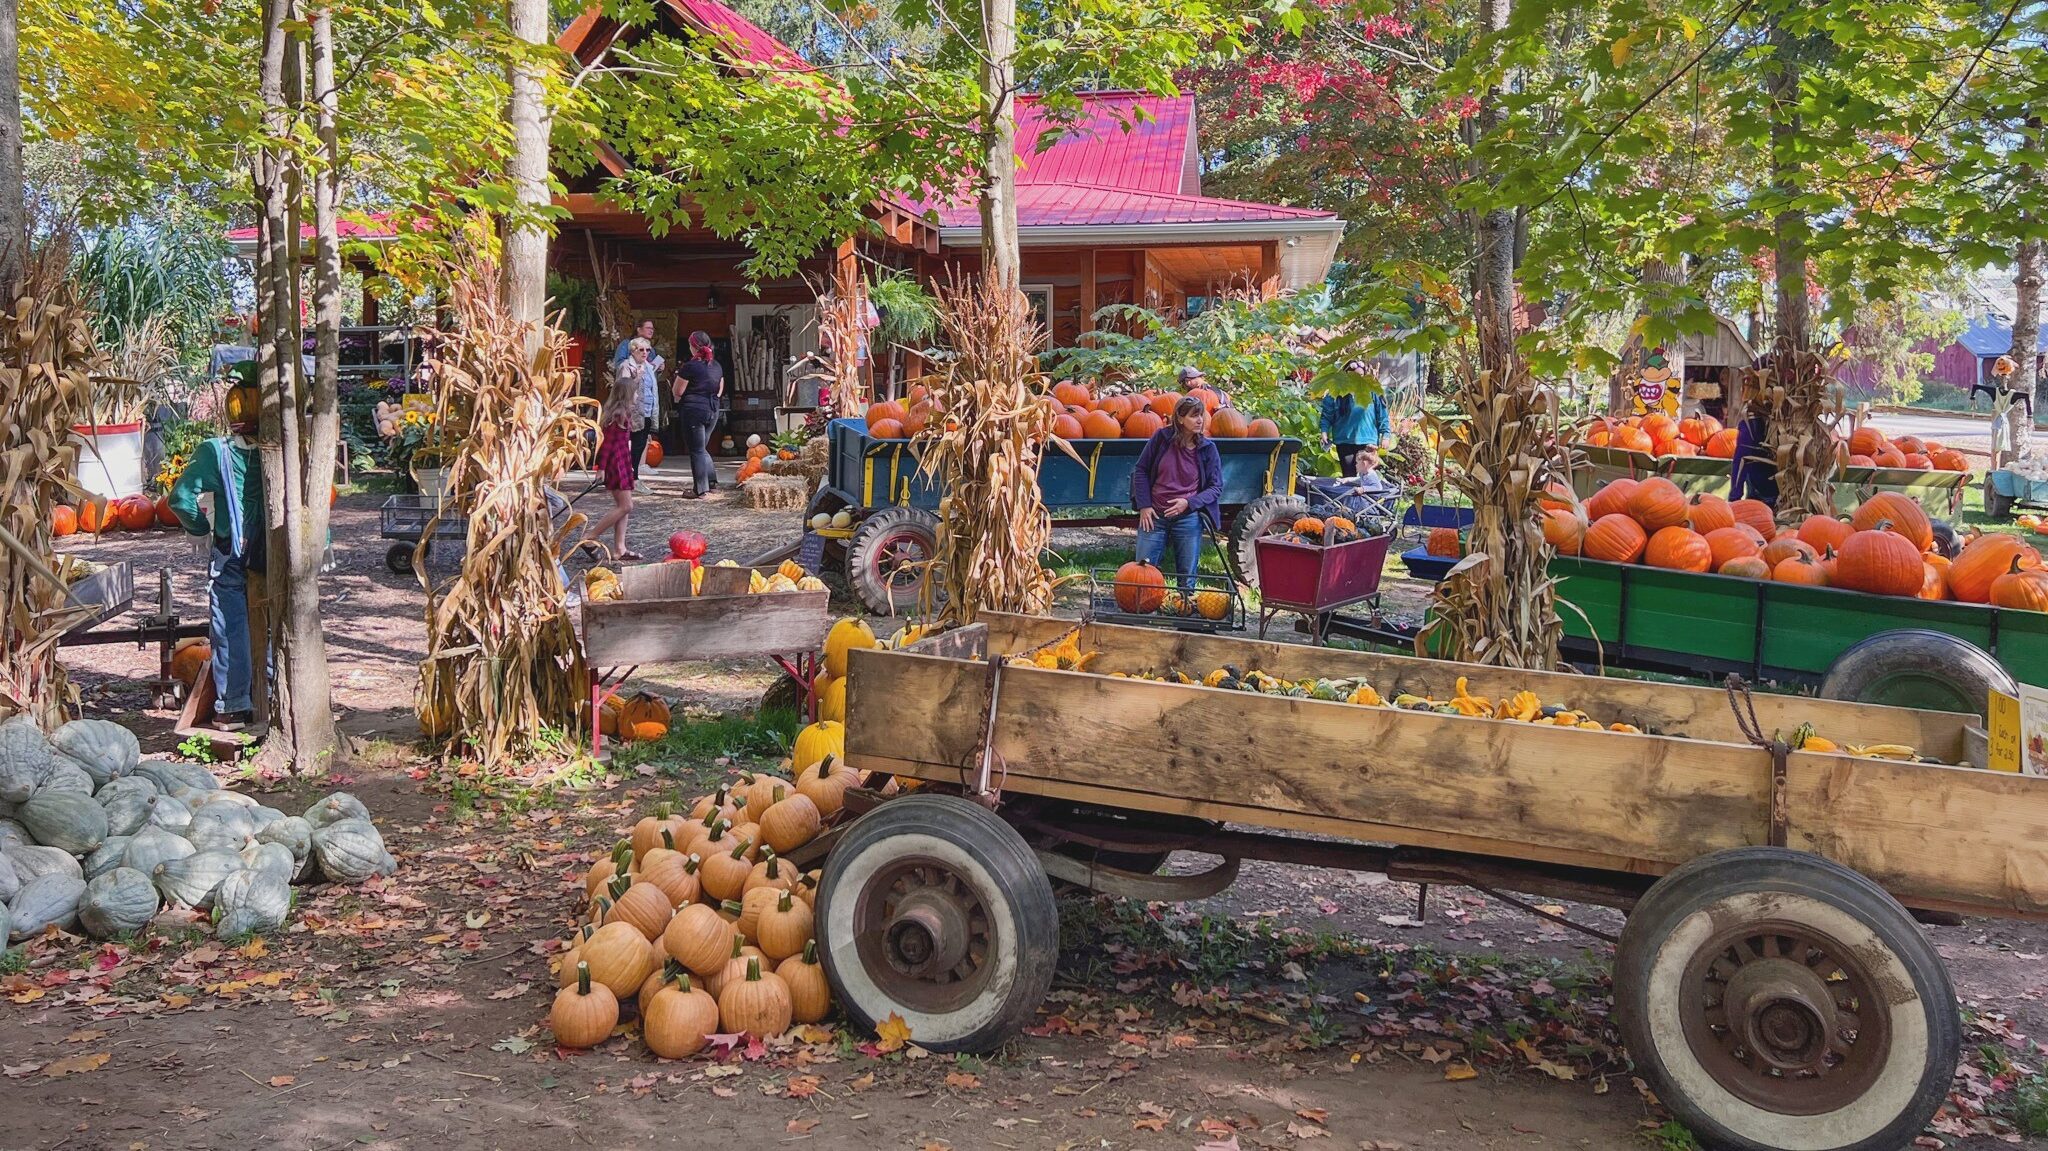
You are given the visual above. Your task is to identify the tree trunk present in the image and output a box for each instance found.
[251,0,340,774]
[502,0,552,339]
[2007,117,2043,465]
[0,0,23,294]
[978,0,1019,290]
[1759,17,1833,522]
[1472,0,1514,348]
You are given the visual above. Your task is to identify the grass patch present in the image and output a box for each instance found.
[2011,1073,2048,1137]
[610,706,801,786]
[1043,540,1231,582]
[0,947,23,974]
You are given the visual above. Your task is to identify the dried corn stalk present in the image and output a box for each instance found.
[915,278,1069,625]
[812,257,868,418]
[1417,306,1565,669]
[416,248,599,767]
[1752,341,1840,524]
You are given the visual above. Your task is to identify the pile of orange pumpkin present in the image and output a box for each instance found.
[1578,414,1969,473]
[861,380,1282,442]
[48,494,178,537]
[549,721,903,1055]
[1546,480,2048,608]
[1835,425,1970,472]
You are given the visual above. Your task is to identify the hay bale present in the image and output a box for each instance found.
[743,475,809,511]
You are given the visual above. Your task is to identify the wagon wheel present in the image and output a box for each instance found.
[1819,629,2014,722]
[1984,472,2015,520]
[1226,494,1308,590]
[816,794,1057,1054]
[1613,847,1959,1151]
[386,543,418,575]
[849,507,940,617]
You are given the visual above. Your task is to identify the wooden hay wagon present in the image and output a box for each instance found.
[815,612,2048,1151]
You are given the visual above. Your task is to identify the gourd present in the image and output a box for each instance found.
[755,890,813,961]
[0,716,54,803]
[146,793,193,833]
[310,818,397,883]
[241,841,297,886]
[717,957,793,1037]
[0,850,18,904]
[123,826,194,877]
[550,962,619,1049]
[580,920,658,998]
[606,875,674,942]
[152,849,245,909]
[213,869,292,937]
[790,721,844,771]
[84,836,133,880]
[9,872,86,940]
[255,817,314,880]
[758,787,821,855]
[662,902,737,975]
[304,792,371,829]
[699,838,754,902]
[11,843,83,882]
[824,618,877,679]
[36,764,95,796]
[642,972,720,1059]
[777,941,832,1024]
[50,719,138,787]
[79,867,160,939]
[97,776,158,837]
[20,790,109,854]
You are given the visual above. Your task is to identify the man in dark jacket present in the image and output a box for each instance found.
[1131,395,1224,590]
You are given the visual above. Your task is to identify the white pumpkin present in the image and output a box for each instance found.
[78,867,160,939]
[303,792,371,829]
[123,826,194,877]
[213,869,291,937]
[310,817,395,883]
[152,849,244,909]
[8,844,82,882]
[9,872,86,940]
[84,836,133,880]
[20,790,109,855]
[0,716,53,803]
[51,719,139,787]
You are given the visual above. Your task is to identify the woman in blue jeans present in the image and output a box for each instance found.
[1131,395,1224,589]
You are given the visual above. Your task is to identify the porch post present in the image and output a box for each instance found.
[1257,240,1281,299]
[1079,249,1097,347]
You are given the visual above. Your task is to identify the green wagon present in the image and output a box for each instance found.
[1550,556,2046,714]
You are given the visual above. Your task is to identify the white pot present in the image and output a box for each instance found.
[69,423,146,501]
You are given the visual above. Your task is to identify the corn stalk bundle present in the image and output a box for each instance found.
[416,251,599,767]
[914,278,1069,625]
[812,258,868,418]
[1751,341,1841,524]
[0,243,117,725]
[1417,318,1565,670]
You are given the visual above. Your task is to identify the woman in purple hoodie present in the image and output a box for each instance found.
[1131,395,1225,589]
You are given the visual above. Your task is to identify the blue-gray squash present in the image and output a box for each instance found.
[241,841,296,886]
[134,759,218,795]
[84,835,133,880]
[78,867,160,939]
[213,869,291,937]
[310,818,395,883]
[0,850,17,903]
[0,716,53,803]
[35,763,95,797]
[9,843,81,882]
[122,826,193,877]
[145,793,192,834]
[256,816,314,880]
[152,849,243,909]
[51,720,139,788]
[9,872,87,940]
[0,819,27,854]
[96,776,157,836]
[303,792,371,829]
[20,791,108,854]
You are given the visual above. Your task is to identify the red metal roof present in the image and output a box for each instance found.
[1013,92,1194,195]
[659,0,809,72]
[933,183,1333,230]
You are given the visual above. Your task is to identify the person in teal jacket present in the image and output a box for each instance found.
[168,390,265,730]
[1319,362,1393,478]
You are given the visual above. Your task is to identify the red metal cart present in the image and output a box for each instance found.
[1251,531,1392,643]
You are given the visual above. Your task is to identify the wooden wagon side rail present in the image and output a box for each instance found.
[848,619,2048,920]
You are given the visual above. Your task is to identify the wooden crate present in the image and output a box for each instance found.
[578,563,829,666]
[845,613,2048,920]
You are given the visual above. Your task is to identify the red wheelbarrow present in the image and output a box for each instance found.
[1251,531,1392,644]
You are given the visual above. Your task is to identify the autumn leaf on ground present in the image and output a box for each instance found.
[943,1070,980,1090]
[848,1072,875,1091]
[1295,1108,1329,1123]
[1443,1061,1478,1082]
[1131,1117,1167,1132]
[487,983,530,1000]
[491,1036,534,1054]
[1284,1121,1328,1139]
[1195,1139,1241,1151]
[785,1074,822,1098]
[268,1075,296,1087]
[874,1013,912,1053]
[786,1117,820,1135]
[239,938,268,959]
[43,1052,109,1078]
[1513,1038,1576,1081]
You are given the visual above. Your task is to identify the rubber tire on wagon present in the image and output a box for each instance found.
[848,507,940,617]
[815,794,1058,1054]
[1819,629,2015,722]
[1227,494,1308,589]
[1613,847,1960,1151]
[386,542,425,575]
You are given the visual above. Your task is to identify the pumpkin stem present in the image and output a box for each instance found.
[721,899,744,918]
[2012,556,2027,574]
[683,853,701,874]
[660,828,675,850]
[764,855,781,879]
[672,971,693,994]
[776,890,794,913]
[729,838,752,861]
[802,939,818,965]
[745,956,763,982]
[610,840,632,867]
[576,960,592,995]
[728,934,745,959]
[609,873,629,898]
[657,801,672,820]
[772,784,787,804]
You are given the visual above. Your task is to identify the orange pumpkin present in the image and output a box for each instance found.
[1901,452,1931,469]
[1584,479,1639,522]
[1641,413,1677,444]
[1112,560,1166,613]
[1688,494,1736,535]
[1209,408,1250,438]
[865,400,906,428]
[1702,526,1761,569]
[1052,381,1091,407]
[116,496,155,532]
[867,418,905,439]
[1052,413,1083,440]
[1850,492,1932,552]
[1536,483,1578,514]
[1425,526,1462,557]
[1585,514,1648,563]
[1848,425,1889,457]
[154,495,178,527]
[1611,426,1655,454]
[170,638,212,685]
[1949,533,2038,603]
[1990,558,2048,612]
[1796,515,1854,555]
[1123,410,1164,438]
[1930,448,1969,472]
[1677,418,1708,446]
[50,504,77,537]
[1247,418,1281,437]
[1759,536,1817,570]
[1773,552,1830,586]
[1541,510,1586,555]
[1644,526,1713,572]
[1704,429,1739,458]
[1187,386,1222,414]
[1833,527,1926,597]
[1872,447,1909,469]
[1729,499,1775,538]
[1719,555,1772,580]
[1079,410,1123,439]
[77,499,111,534]
[1627,478,1689,531]
[1918,560,1950,601]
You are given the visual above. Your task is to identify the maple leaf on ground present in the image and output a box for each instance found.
[874,1012,912,1053]
[1131,1117,1167,1131]
[1284,1121,1328,1139]
[703,1032,746,1056]
[785,1074,823,1098]
[487,983,530,1000]
[786,1117,820,1134]
[943,1070,981,1090]
[43,1052,110,1077]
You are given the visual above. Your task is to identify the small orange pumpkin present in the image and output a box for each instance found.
[1113,560,1167,613]
[1773,552,1830,586]
[1627,478,1690,532]
[1702,526,1761,570]
[1729,499,1776,538]
[1584,514,1648,564]
[1850,492,1933,552]
[1584,478,1639,521]
[1833,525,1926,597]
[1688,494,1736,534]
[1541,510,1586,555]
[1425,526,1461,557]
[717,957,793,1038]
[551,962,620,1048]
[1990,557,2048,612]
[1719,555,1772,580]
[1645,526,1713,572]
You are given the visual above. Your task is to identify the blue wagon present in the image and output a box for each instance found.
[807,418,1306,613]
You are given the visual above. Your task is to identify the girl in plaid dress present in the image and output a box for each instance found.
[582,342,648,560]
